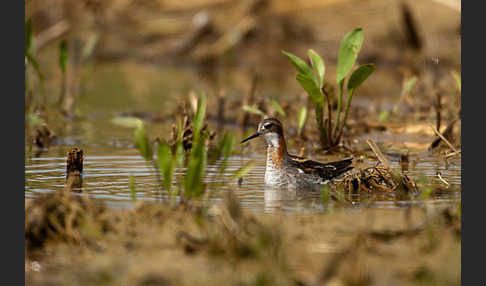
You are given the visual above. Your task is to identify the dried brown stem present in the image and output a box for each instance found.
[427,122,458,153]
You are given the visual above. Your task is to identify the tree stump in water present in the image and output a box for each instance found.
[65,147,83,191]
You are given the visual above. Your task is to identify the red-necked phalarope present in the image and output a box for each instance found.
[241,118,353,188]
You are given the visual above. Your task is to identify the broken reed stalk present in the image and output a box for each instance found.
[427,122,459,154]
[366,139,397,188]
[429,119,456,150]
[445,150,461,158]
[65,147,83,191]
[366,139,391,172]
[435,91,442,131]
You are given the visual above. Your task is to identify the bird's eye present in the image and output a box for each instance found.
[263,123,272,129]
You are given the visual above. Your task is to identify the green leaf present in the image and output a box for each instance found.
[347,64,375,94]
[282,50,319,87]
[216,132,235,160]
[296,74,323,103]
[157,141,174,192]
[184,132,207,198]
[183,94,209,198]
[215,132,235,174]
[308,49,325,88]
[193,93,206,136]
[111,116,143,128]
[25,52,43,81]
[336,28,364,84]
[59,40,68,74]
[298,107,307,134]
[134,123,152,162]
[174,141,184,168]
[243,105,266,116]
[232,161,256,179]
[270,99,286,117]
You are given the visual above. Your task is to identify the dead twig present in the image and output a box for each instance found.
[436,172,450,188]
[34,21,70,52]
[366,139,392,172]
[427,122,458,153]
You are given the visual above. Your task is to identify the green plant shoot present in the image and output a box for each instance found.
[283,28,373,148]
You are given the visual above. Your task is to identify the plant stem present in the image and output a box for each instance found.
[151,159,164,203]
[333,80,344,144]
[315,101,328,148]
[322,86,333,145]
[339,90,354,141]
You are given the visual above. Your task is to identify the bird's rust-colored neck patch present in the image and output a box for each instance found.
[268,136,287,167]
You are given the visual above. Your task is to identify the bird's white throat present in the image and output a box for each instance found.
[264,132,280,148]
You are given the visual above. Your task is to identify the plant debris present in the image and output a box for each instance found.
[25,191,109,250]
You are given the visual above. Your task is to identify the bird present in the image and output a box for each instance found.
[241,118,353,188]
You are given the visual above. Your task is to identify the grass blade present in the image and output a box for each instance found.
[157,141,174,192]
[184,94,208,199]
[129,174,136,202]
[111,116,143,128]
[243,105,266,116]
[59,40,68,75]
[193,93,207,140]
[216,132,235,174]
[134,122,152,162]
[25,52,43,81]
[232,162,256,179]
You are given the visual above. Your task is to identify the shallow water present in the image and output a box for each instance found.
[25,141,461,214]
[25,62,461,213]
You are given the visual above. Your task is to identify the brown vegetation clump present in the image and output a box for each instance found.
[25,187,461,286]
[25,191,110,250]
[339,165,418,195]
[180,190,286,264]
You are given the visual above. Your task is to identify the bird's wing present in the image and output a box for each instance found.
[288,155,354,177]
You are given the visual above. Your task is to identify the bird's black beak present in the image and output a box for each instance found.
[240,132,260,144]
